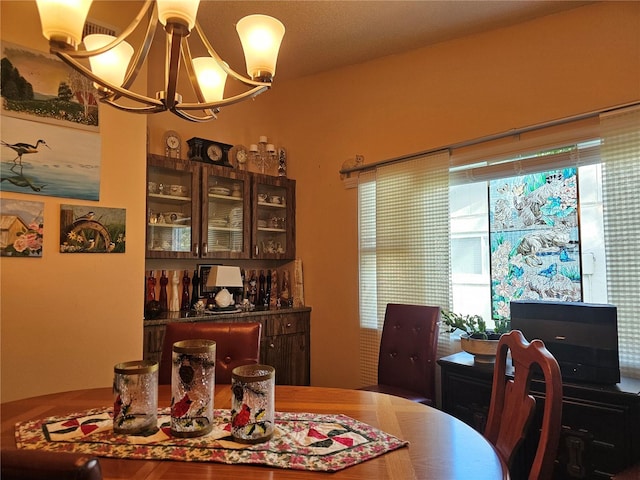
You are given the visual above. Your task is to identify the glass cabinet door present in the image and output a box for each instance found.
[202,167,250,259]
[253,175,295,259]
[146,156,199,258]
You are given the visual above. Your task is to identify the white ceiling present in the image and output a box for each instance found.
[196,1,593,82]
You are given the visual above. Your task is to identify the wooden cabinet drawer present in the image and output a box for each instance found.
[263,312,307,337]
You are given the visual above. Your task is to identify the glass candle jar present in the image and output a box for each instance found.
[231,364,275,443]
[113,360,158,435]
[170,339,216,437]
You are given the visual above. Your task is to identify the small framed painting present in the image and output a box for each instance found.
[0,198,44,257]
[59,205,126,253]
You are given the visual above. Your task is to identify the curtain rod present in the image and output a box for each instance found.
[339,100,640,175]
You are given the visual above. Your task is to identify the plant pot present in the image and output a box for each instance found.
[460,334,500,363]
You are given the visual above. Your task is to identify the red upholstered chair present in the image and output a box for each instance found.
[484,329,563,480]
[359,303,440,405]
[158,322,262,385]
[0,449,102,480]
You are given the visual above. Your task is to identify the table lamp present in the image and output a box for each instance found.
[206,266,243,308]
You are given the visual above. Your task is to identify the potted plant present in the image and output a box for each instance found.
[441,310,510,363]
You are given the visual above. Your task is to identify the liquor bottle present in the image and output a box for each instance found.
[146,271,156,302]
[159,270,168,311]
[181,270,191,311]
[265,270,272,308]
[249,270,257,305]
[257,270,265,306]
[191,269,200,307]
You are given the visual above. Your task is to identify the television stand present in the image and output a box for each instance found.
[438,352,640,480]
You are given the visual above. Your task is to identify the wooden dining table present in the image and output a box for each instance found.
[1,385,509,480]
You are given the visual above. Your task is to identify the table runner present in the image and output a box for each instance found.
[14,407,408,472]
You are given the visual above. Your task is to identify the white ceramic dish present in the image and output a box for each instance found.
[210,186,231,196]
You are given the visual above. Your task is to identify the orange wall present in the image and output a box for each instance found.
[2,2,639,401]
[1,1,147,402]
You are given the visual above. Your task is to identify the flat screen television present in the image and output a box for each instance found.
[510,300,620,384]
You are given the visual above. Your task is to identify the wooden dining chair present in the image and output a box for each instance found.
[0,449,102,480]
[359,303,440,405]
[158,321,262,385]
[484,329,563,480]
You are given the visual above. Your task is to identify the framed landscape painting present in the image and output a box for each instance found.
[489,167,582,321]
[0,198,44,257]
[1,42,99,129]
[1,116,101,200]
[60,205,126,253]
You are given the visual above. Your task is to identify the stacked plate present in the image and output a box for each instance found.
[229,207,243,228]
[209,186,230,196]
[209,218,228,227]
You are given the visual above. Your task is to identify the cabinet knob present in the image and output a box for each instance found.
[202,243,208,255]
[286,323,292,328]
[269,343,275,349]
[193,243,199,256]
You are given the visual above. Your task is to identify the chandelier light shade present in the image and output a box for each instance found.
[156,0,200,31]
[192,57,228,103]
[35,0,93,48]
[34,0,285,122]
[236,14,286,82]
[83,34,134,90]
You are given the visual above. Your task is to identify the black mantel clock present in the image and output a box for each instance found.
[187,137,233,166]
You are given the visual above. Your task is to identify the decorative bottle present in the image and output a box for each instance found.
[265,270,272,308]
[181,270,190,311]
[191,269,200,307]
[159,270,168,311]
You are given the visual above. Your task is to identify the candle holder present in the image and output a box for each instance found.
[170,339,216,437]
[231,364,275,443]
[248,136,277,174]
[113,360,158,435]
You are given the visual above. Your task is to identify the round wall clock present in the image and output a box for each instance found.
[163,130,182,159]
[207,143,223,162]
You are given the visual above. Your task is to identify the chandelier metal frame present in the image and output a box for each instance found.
[48,0,274,122]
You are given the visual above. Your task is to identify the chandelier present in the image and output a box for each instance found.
[35,0,285,122]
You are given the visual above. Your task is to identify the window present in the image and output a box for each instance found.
[357,107,640,380]
[450,161,607,327]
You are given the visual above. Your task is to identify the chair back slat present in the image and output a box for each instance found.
[485,330,563,480]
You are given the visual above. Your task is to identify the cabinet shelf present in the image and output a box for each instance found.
[258,227,287,233]
[208,226,243,232]
[208,193,243,202]
[258,201,286,209]
[149,193,192,202]
[148,223,191,229]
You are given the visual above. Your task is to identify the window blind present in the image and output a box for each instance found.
[600,106,640,379]
[358,151,450,386]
